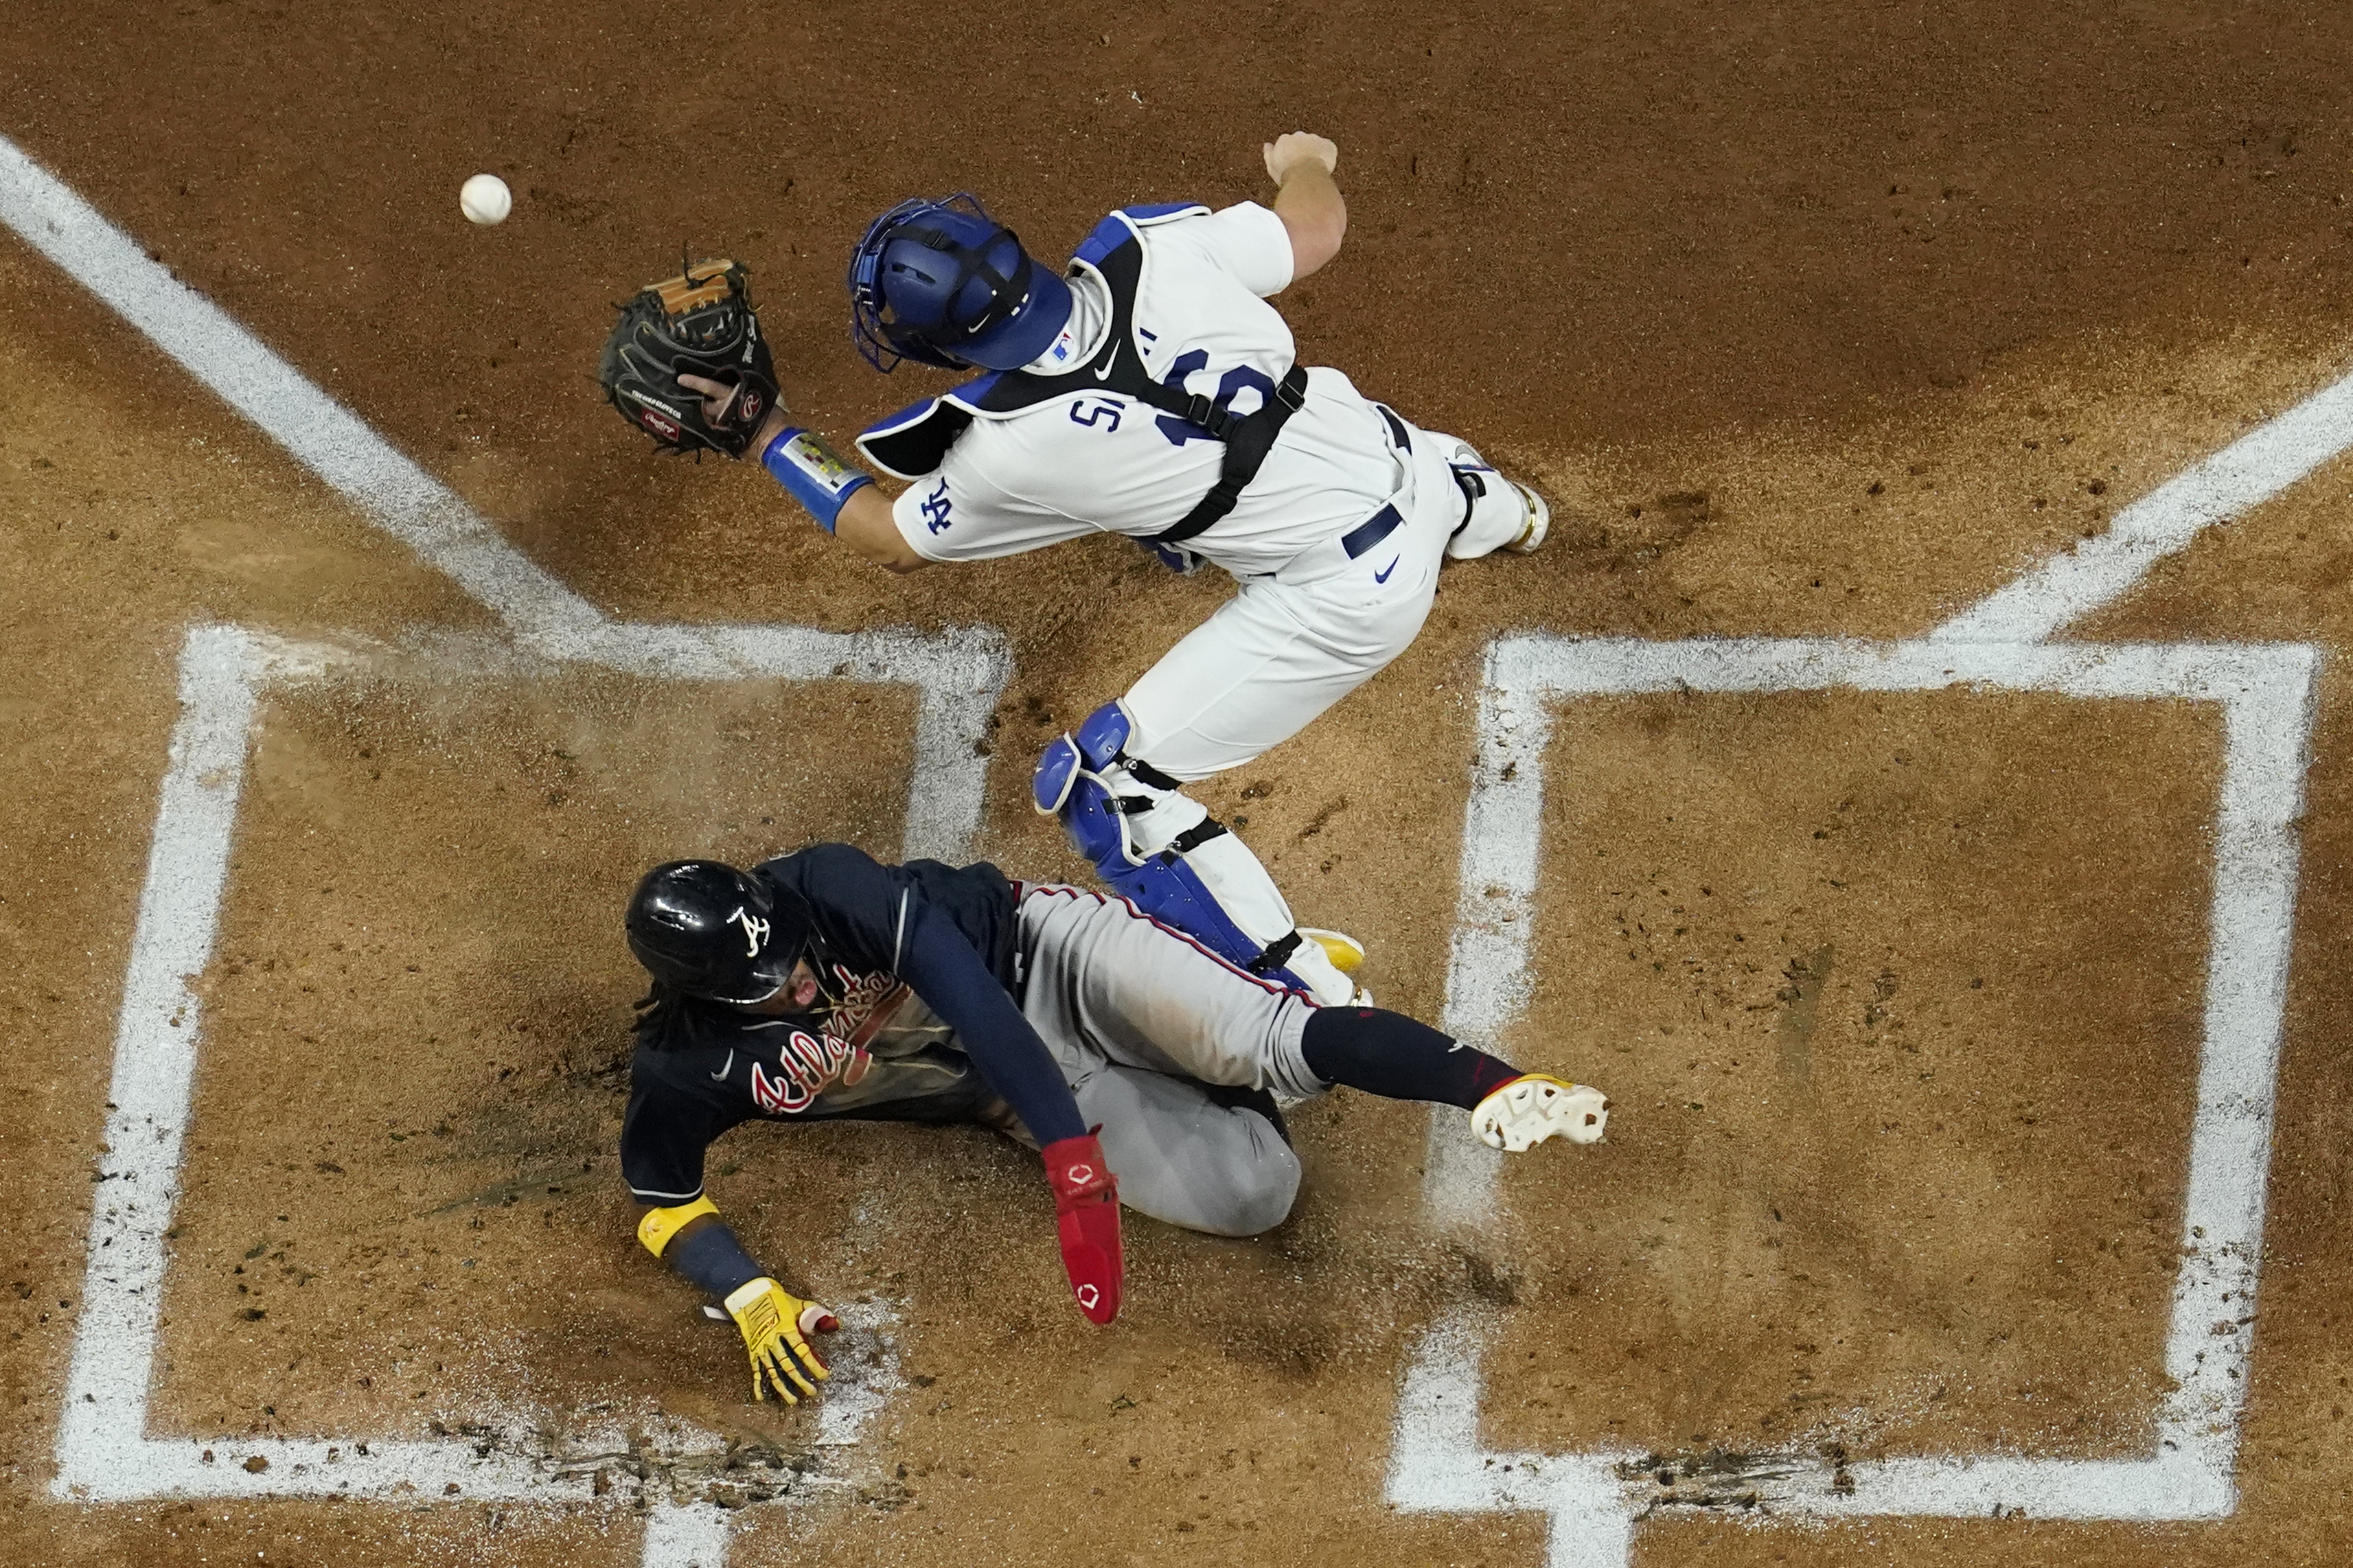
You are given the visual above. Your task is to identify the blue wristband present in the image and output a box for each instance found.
[761,426,875,534]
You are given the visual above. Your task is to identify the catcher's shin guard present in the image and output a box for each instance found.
[1033,704,1352,1002]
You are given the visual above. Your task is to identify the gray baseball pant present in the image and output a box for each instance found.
[1013,883,1323,1237]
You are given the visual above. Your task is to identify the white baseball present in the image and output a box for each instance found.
[459,173,512,227]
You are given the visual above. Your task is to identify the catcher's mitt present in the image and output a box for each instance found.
[599,259,780,458]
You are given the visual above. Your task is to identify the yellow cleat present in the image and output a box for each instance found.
[1298,927,1364,976]
[1503,482,1551,555]
[1471,1073,1608,1151]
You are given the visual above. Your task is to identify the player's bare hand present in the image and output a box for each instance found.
[1264,132,1339,186]
[680,372,749,424]
[723,1278,838,1403]
[681,373,791,457]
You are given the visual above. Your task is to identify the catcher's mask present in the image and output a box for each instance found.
[625,860,812,1006]
[847,194,1071,373]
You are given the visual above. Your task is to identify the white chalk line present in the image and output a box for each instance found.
[0,131,1007,866]
[1423,356,2353,1228]
[0,133,999,1562]
[641,1503,735,1568]
[58,628,928,1546]
[1404,332,2353,1559]
[1932,362,2353,644]
[1401,633,2318,1562]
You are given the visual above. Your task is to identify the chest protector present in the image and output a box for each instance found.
[855,205,1309,548]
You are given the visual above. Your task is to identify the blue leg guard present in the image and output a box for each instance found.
[1064,776,1303,979]
[1031,704,1316,991]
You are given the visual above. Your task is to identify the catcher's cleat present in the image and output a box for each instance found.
[1471,1073,1608,1151]
[1299,927,1365,977]
[1503,482,1550,555]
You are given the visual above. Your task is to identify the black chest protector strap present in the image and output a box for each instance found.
[961,234,1309,547]
[1136,361,1309,544]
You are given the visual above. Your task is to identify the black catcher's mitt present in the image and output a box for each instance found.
[599,259,780,458]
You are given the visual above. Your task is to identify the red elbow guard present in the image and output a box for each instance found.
[1042,1131,1123,1325]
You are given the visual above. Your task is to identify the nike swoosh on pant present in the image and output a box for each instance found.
[1373,556,1401,583]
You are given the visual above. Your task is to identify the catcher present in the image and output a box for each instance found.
[597,132,1548,1015]
[620,841,1608,1403]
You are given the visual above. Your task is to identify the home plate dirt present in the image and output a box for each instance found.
[7,3,2353,1565]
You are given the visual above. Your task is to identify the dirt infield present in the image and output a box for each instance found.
[10,3,2353,1565]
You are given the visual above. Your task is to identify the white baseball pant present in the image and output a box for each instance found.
[1121,415,1526,778]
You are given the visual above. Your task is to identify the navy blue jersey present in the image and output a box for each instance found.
[764,842,1024,993]
[619,844,1083,1203]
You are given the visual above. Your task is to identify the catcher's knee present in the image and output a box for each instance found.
[1031,704,1136,875]
[1031,700,1203,877]
[1031,704,1299,983]
[1031,700,1137,813]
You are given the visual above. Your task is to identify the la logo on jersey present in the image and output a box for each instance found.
[919,479,954,533]
[726,905,770,957]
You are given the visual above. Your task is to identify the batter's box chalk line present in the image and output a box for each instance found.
[1382,303,2353,1565]
[0,135,1001,1564]
[1398,632,2321,1564]
[59,625,941,1556]
[0,137,1010,871]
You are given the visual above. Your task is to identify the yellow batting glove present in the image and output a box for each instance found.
[722,1278,835,1404]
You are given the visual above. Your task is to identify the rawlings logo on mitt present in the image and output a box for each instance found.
[598,258,781,459]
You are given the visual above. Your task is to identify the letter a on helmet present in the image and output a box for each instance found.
[625,861,808,1004]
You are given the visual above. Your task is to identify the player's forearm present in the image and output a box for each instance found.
[753,412,930,575]
[937,988,1087,1145]
[639,1199,839,1403]
[898,909,1087,1144]
[1266,134,1346,279]
[835,485,929,574]
[1273,165,1345,275]
[895,916,1119,1324]
[638,1201,768,1301]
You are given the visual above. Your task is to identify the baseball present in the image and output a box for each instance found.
[459,172,511,227]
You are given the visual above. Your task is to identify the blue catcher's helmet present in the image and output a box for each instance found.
[846,194,1072,373]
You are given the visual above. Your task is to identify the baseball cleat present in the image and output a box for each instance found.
[1503,481,1550,555]
[1299,927,1365,976]
[1471,1073,1608,1150]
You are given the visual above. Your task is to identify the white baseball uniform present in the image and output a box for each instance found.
[873,201,1529,779]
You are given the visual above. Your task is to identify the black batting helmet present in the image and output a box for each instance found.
[625,860,809,1005]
